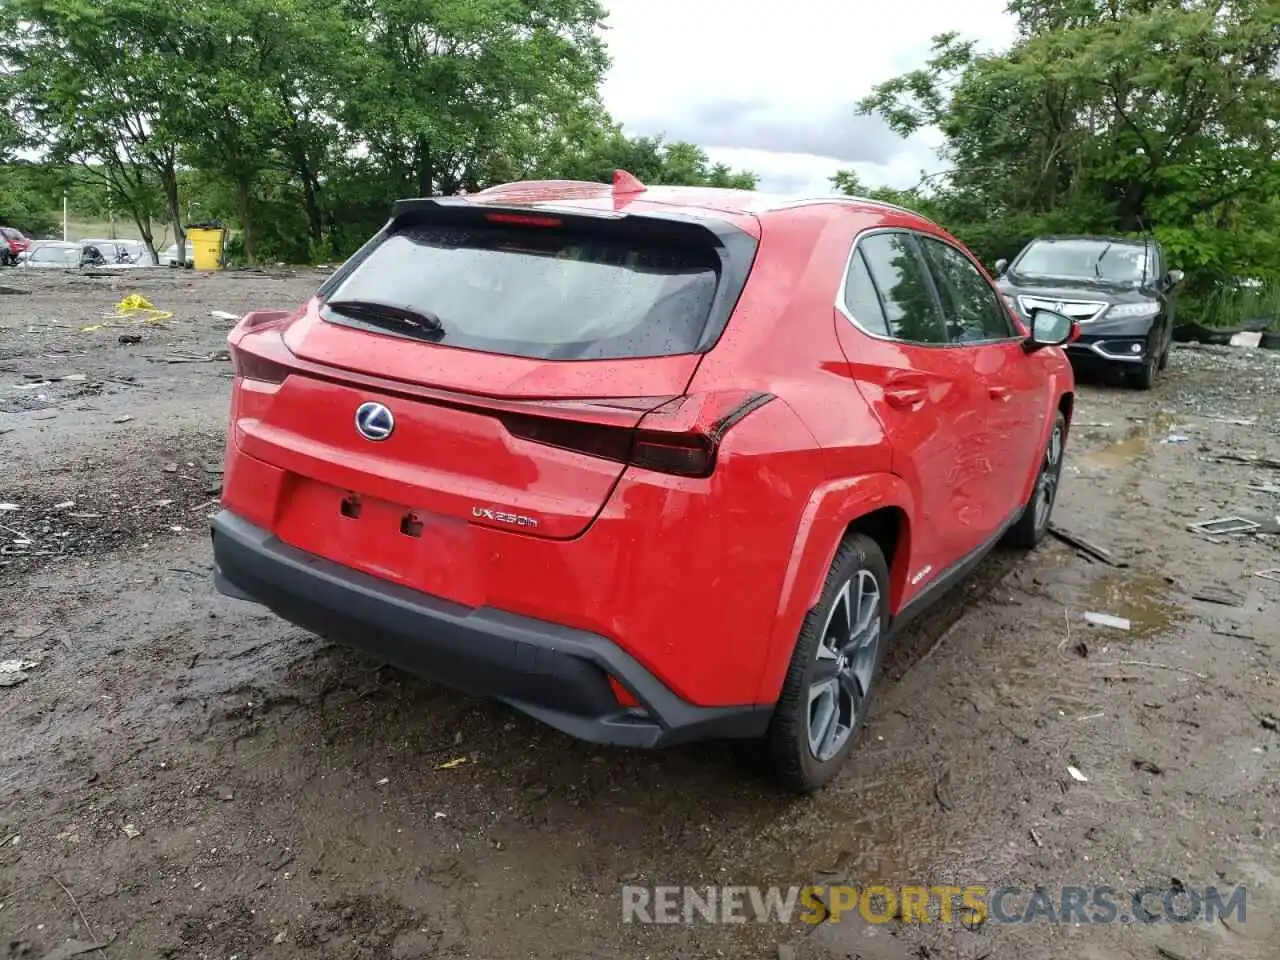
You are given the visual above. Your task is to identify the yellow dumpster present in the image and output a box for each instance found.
[187,227,225,271]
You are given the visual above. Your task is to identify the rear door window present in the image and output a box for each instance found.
[321,223,723,361]
[857,233,949,345]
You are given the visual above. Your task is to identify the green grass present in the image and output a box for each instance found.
[37,217,179,249]
[1197,279,1280,330]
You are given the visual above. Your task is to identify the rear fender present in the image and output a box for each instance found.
[755,472,915,704]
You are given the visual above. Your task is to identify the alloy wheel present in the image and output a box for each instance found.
[807,569,882,762]
[1033,420,1065,532]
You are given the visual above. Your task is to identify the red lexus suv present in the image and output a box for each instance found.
[212,172,1076,792]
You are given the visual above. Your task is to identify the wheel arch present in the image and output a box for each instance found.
[755,473,915,705]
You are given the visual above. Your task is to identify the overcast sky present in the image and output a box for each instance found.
[599,0,1018,194]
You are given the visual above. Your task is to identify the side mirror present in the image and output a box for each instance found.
[994,258,1008,276]
[1165,269,1183,288]
[1024,309,1074,352]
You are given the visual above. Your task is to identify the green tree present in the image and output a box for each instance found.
[856,0,1280,299]
[0,0,192,260]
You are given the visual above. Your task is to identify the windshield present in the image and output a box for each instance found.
[29,245,77,265]
[322,223,722,360]
[1013,238,1149,286]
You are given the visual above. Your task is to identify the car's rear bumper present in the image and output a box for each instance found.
[210,510,771,748]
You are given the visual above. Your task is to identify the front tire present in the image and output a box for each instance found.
[1004,410,1067,549]
[1127,353,1156,390]
[767,534,889,794]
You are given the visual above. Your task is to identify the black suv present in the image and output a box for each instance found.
[994,235,1182,389]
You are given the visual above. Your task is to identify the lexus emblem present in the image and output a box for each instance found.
[1054,301,1066,313]
[354,402,394,441]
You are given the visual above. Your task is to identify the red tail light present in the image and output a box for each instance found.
[230,343,291,384]
[500,392,773,479]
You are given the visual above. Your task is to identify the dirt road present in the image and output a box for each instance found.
[2,270,1278,960]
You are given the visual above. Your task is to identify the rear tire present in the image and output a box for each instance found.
[1004,410,1067,549]
[766,533,889,794]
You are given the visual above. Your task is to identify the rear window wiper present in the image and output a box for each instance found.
[324,299,445,340]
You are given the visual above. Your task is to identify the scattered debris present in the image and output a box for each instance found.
[1229,331,1263,348]
[1160,434,1190,444]
[1246,484,1280,495]
[1073,640,1089,658]
[1132,758,1164,775]
[1187,516,1260,535]
[1048,525,1123,566]
[144,351,229,364]
[0,503,17,511]
[111,415,133,424]
[1256,569,1280,584]
[1029,828,1043,847]
[1067,765,1088,783]
[1156,946,1194,960]
[437,757,468,770]
[1211,454,1280,470]
[1260,714,1279,732]
[0,284,32,295]
[1208,416,1258,426]
[82,293,174,332]
[162,462,178,473]
[42,939,113,960]
[121,823,141,839]
[0,659,39,687]
[210,310,241,321]
[1192,586,1246,607]
[117,333,143,345]
[1085,611,1131,631]
[216,785,234,801]
[376,777,390,786]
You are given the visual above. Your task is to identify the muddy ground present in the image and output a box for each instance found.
[1,269,1278,960]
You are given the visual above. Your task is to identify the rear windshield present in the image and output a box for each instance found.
[321,223,722,360]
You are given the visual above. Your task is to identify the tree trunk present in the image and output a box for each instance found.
[128,211,156,263]
[159,158,184,267]
[301,172,323,248]
[236,178,254,263]
[415,137,433,197]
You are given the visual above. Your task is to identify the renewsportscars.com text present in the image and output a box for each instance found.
[621,884,1247,925]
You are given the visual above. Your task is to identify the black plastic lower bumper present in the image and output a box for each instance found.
[210,511,770,747]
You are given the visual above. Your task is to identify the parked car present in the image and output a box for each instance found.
[19,240,86,269]
[1,226,30,265]
[80,238,150,267]
[159,241,193,267]
[211,174,1077,792]
[993,235,1181,389]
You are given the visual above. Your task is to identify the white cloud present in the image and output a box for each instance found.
[598,0,1017,192]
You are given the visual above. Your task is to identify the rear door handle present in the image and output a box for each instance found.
[885,381,928,410]
[989,386,1012,401]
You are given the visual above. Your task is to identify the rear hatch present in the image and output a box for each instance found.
[228,197,758,580]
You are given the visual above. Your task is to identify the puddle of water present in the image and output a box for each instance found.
[1083,570,1183,639]
[1079,412,1178,470]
